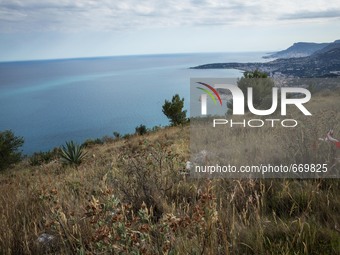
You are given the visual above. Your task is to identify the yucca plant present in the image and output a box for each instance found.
[60,140,87,166]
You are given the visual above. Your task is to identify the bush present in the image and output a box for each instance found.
[135,124,147,135]
[29,148,60,166]
[150,125,161,132]
[101,135,114,144]
[0,130,24,170]
[114,140,182,219]
[162,94,187,126]
[82,138,103,148]
[122,134,132,139]
[113,131,121,139]
[227,70,275,114]
[244,69,269,78]
[60,141,87,166]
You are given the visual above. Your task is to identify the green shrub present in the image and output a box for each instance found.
[29,148,59,166]
[60,141,87,166]
[135,124,147,135]
[113,131,121,139]
[243,69,269,78]
[0,130,24,171]
[227,70,275,114]
[82,138,103,147]
[150,125,161,132]
[122,134,132,139]
[162,94,187,126]
[101,135,115,144]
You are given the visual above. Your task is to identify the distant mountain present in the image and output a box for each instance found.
[263,42,330,59]
[192,41,340,78]
[269,43,340,77]
[312,40,340,56]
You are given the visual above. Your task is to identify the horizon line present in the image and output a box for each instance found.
[0,50,272,64]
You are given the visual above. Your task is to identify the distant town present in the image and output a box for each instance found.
[191,40,340,78]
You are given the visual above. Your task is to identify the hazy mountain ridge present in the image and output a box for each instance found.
[312,40,340,56]
[263,41,332,59]
[191,40,340,78]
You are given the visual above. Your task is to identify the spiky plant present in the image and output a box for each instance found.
[60,141,87,166]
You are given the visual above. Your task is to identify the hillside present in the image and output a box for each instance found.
[264,42,330,59]
[0,90,340,254]
[192,42,340,77]
[313,40,340,55]
[269,44,340,77]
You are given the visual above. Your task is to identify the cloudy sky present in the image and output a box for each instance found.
[0,0,339,61]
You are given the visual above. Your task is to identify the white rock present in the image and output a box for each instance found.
[37,233,55,244]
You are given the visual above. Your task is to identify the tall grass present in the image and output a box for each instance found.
[0,91,339,254]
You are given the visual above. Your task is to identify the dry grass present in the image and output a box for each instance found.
[191,88,340,178]
[0,91,340,254]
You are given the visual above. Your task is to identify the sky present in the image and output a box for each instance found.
[0,0,339,61]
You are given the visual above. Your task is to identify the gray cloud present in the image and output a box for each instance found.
[280,9,340,20]
[0,0,339,33]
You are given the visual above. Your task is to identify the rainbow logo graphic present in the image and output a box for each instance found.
[196,82,222,106]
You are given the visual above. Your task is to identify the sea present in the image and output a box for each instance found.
[0,52,266,154]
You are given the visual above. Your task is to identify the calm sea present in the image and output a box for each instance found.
[0,52,266,154]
